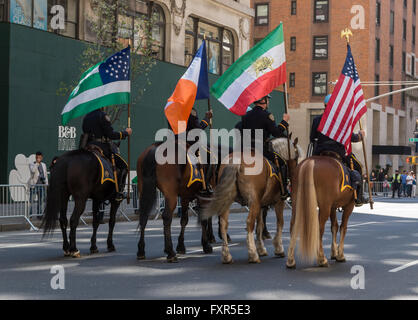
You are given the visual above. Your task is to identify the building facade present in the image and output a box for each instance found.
[253,0,418,174]
[1,1,286,184]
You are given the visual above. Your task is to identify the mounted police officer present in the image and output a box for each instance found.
[239,94,290,200]
[310,94,368,206]
[81,108,132,203]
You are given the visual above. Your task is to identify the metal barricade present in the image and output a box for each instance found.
[363,181,392,197]
[0,184,37,231]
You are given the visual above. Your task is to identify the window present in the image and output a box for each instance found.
[48,0,79,38]
[289,73,295,87]
[117,2,166,61]
[255,4,269,25]
[389,45,394,67]
[375,38,380,62]
[313,36,328,59]
[290,36,296,51]
[314,0,329,22]
[0,0,5,22]
[185,17,235,75]
[414,0,417,14]
[312,72,327,96]
[413,25,416,45]
[376,2,381,26]
[403,19,407,40]
[291,1,297,15]
[404,0,407,8]
[403,51,406,72]
[375,74,379,97]
[389,80,393,105]
[390,11,394,34]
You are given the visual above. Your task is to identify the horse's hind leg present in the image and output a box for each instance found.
[337,202,355,262]
[69,196,87,258]
[60,192,70,256]
[90,199,100,254]
[200,215,213,254]
[176,199,189,254]
[220,210,233,264]
[273,201,285,258]
[317,205,331,267]
[137,205,149,260]
[256,209,268,257]
[330,209,339,260]
[247,201,261,264]
[107,201,119,252]
[162,195,178,262]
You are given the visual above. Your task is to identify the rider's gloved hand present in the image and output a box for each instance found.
[125,128,133,136]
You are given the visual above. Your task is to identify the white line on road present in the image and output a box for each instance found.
[389,260,418,273]
[348,222,382,228]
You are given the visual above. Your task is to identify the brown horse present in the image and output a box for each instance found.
[203,138,302,264]
[136,142,219,262]
[286,156,356,269]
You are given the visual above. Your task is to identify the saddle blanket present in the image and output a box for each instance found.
[186,153,203,188]
[336,160,354,192]
[93,153,116,185]
[265,159,280,181]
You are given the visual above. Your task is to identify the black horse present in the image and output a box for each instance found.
[42,149,124,257]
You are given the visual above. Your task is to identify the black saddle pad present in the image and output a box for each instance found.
[92,153,116,185]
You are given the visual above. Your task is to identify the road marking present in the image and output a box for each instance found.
[389,260,418,273]
[348,222,381,228]
[0,240,61,249]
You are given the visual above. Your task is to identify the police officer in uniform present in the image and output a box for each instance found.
[240,94,290,199]
[310,94,368,206]
[82,108,132,203]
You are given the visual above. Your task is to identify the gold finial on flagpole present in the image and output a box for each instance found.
[341,28,353,43]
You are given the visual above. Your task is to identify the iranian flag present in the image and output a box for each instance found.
[211,23,286,115]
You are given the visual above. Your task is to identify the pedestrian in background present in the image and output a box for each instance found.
[401,170,407,197]
[391,170,401,198]
[406,172,414,198]
[28,151,49,219]
[383,174,390,197]
[370,171,377,195]
[412,173,417,198]
[377,168,385,193]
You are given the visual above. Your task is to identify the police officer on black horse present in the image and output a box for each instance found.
[310,94,368,207]
[81,108,132,205]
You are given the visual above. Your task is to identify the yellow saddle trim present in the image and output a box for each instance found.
[187,154,203,188]
[334,160,353,192]
[93,153,117,185]
[265,159,280,181]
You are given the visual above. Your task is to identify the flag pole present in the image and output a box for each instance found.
[127,103,131,204]
[341,29,373,209]
[203,36,213,129]
[281,22,292,162]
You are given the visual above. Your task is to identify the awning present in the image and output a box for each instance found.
[372,145,412,155]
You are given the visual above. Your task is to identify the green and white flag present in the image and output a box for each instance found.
[61,46,131,125]
[211,24,286,115]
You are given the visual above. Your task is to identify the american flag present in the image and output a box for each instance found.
[318,44,367,155]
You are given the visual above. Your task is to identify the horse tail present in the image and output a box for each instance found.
[42,161,66,237]
[202,164,239,219]
[138,146,158,218]
[294,159,319,263]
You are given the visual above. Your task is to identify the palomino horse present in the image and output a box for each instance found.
[42,149,126,257]
[286,156,356,269]
[203,138,302,264]
[136,142,218,262]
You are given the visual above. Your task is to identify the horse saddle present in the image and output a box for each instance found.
[85,145,116,185]
[265,159,281,182]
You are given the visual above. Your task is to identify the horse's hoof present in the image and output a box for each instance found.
[227,235,232,242]
[258,251,268,257]
[209,238,217,244]
[336,257,346,263]
[71,250,81,258]
[137,255,145,260]
[275,252,285,258]
[167,256,178,263]
[319,262,329,268]
[203,245,213,254]
[63,251,71,257]
[286,263,296,269]
[90,248,99,254]
[249,259,261,264]
[262,233,272,240]
[176,249,186,255]
[286,260,296,269]
[107,246,116,253]
[222,258,233,264]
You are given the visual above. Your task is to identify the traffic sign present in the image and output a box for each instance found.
[409,138,418,143]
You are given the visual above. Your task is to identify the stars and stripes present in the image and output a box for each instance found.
[318,44,367,155]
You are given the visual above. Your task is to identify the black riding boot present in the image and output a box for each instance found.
[355,178,369,207]
[115,168,128,202]
[198,165,214,199]
[280,165,290,200]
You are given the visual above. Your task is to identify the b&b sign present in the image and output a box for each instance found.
[58,126,77,151]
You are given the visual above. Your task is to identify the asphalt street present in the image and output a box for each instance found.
[0,198,418,300]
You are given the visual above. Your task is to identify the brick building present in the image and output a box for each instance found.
[253,0,418,173]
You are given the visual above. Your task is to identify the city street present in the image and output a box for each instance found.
[1,198,418,300]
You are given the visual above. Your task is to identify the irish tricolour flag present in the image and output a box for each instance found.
[211,24,286,115]
[61,46,131,125]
